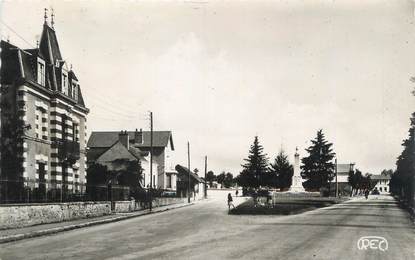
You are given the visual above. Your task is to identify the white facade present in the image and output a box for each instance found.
[141,155,159,189]
[374,179,390,194]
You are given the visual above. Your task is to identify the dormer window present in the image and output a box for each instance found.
[62,72,68,95]
[72,83,77,101]
[37,58,45,86]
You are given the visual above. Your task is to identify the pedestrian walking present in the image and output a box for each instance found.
[235,189,239,197]
[227,193,235,210]
[364,189,369,200]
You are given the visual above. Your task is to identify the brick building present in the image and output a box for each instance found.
[0,16,89,202]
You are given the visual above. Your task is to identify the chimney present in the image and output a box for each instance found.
[119,130,129,150]
[134,128,143,144]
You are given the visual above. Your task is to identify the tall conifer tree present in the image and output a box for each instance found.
[237,136,269,189]
[269,150,293,189]
[301,129,335,189]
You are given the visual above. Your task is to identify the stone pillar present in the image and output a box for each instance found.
[289,147,305,192]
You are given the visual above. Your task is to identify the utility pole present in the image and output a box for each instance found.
[149,111,153,211]
[187,142,191,203]
[204,155,207,199]
[335,157,338,198]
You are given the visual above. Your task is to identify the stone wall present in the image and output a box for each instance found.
[113,197,187,213]
[113,200,136,213]
[153,197,187,207]
[0,201,111,229]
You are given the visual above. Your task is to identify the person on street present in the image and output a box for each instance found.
[235,189,239,197]
[228,193,235,210]
[364,189,369,200]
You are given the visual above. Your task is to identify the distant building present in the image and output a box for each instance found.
[0,16,89,202]
[175,164,205,200]
[371,175,391,194]
[87,129,176,190]
[333,163,355,195]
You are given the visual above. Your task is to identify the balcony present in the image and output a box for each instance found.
[57,140,80,165]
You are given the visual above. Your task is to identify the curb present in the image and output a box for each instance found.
[0,202,194,244]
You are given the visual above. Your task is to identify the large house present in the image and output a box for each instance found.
[371,175,391,194]
[0,16,89,202]
[87,129,176,190]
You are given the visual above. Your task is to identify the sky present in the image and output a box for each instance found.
[1,0,414,176]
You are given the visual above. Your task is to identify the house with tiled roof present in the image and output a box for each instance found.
[0,14,89,202]
[87,129,176,190]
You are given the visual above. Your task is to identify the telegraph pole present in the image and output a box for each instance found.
[204,155,207,199]
[149,111,153,211]
[187,142,191,203]
[335,157,338,198]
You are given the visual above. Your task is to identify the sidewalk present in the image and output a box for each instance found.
[0,201,194,244]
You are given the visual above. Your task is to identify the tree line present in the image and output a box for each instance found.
[236,130,338,194]
[390,109,415,208]
[235,136,294,192]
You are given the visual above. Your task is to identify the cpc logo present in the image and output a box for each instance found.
[357,236,388,252]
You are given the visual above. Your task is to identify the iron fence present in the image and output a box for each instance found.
[0,179,179,204]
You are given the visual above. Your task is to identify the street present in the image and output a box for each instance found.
[0,191,414,260]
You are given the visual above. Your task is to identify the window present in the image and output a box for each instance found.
[37,60,45,86]
[166,175,171,189]
[35,108,48,140]
[35,109,41,139]
[73,123,79,142]
[62,73,68,95]
[72,83,77,100]
[74,85,78,101]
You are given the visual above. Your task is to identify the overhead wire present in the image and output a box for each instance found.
[0,20,36,48]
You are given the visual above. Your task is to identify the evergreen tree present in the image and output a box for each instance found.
[301,129,335,190]
[269,150,293,190]
[391,112,415,205]
[223,172,234,188]
[237,136,269,189]
[205,171,216,187]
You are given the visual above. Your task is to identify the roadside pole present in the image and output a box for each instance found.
[149,111,153,212]
[187,142,191,203]
[204,156,207,199]
[335,158,338,197]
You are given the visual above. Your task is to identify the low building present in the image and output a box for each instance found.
[331,163,355,195]
[175,164,205,200]
[87,129,175,190]
[371,175,391,194]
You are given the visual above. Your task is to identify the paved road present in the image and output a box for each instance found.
[0,192,414,260]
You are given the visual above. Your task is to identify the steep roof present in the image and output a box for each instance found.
[88,131,174,150]
[95,141,149,163]
[0,41,21,84]
[39,24,62,65]
[371,175,391,181]
[96,141,138,163]
[175,164,204,183]
[0,23,87,110]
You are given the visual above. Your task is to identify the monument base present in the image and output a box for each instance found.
[288,186,305,193]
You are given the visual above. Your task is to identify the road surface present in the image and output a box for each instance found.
[0,192,414,260]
